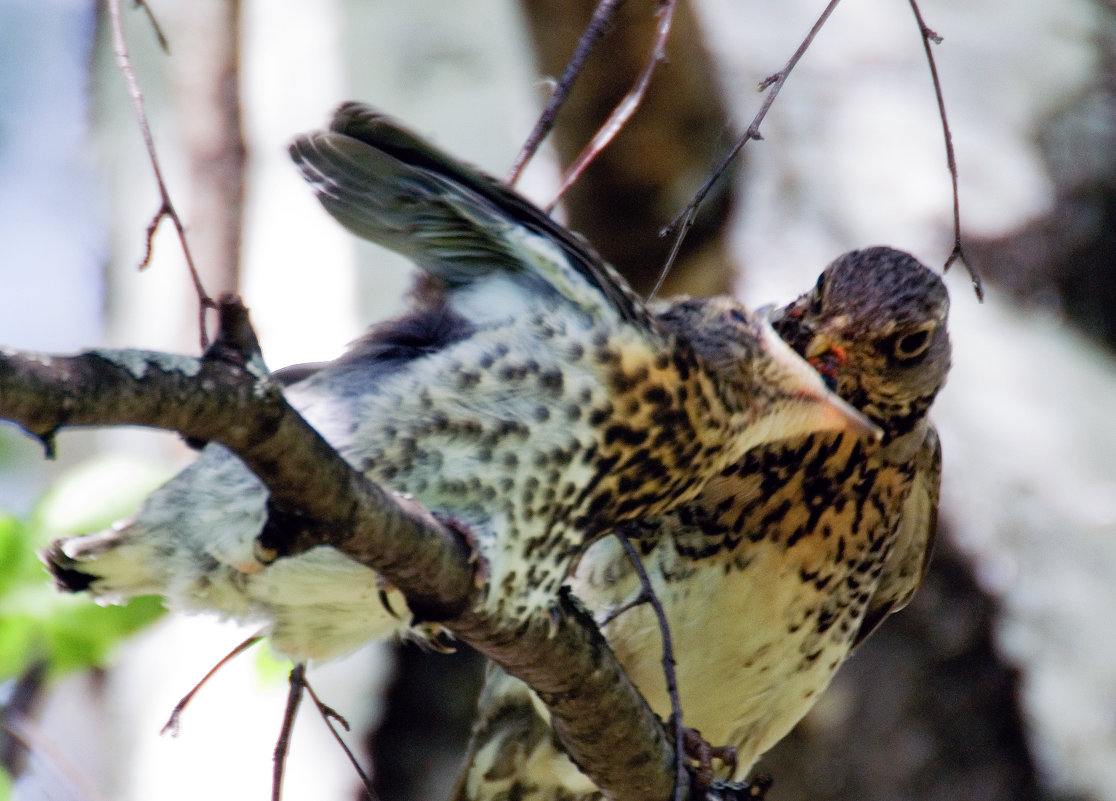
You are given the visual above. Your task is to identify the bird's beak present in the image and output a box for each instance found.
[803,385,883,441]
[758,316,882,442]
[804,330,848,381]
[804,334,832,362]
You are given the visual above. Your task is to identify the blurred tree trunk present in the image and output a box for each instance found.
[174,0,246,298]
[370,646,486,801]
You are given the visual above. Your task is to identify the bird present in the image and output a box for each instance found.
[452,246,951,801]
[42,103,876,664]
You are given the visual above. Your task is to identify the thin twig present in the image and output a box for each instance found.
[161,634,263,736]
[508,0,629,185]
[614,528,687,801]
[300,677,380,800]
[545,0,678,212]
[651,0,843,301]
[272,664,307,801]
[132,0,169,53]
[106,0,215,348]
[907,0,984,301]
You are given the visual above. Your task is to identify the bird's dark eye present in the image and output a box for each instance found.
[728,308,748,325]
[892,324,935,361]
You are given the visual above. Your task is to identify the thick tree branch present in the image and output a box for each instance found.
[0,297,683,801]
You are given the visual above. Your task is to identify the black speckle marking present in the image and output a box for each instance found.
[785,526,807,549]
[611,365,649,393]
[604,424,648,447]
[538,369,564,393]
[672,349,693,381]
[497,420,530,440]
[617,474,644,495]
[586,490,614,519]
[643,385,670,406]
[816,609,836,634]
[588,404,613,427]
[595,347,621,366]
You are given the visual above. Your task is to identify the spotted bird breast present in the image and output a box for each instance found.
[571,430,916,776]
[340,310,725,617]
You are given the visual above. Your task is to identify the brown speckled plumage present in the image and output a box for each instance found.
[454,247,950,801]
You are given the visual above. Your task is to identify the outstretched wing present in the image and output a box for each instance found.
[853,425,941,647]
[289,102,652,330]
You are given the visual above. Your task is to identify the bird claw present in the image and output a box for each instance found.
[667,722,738,788]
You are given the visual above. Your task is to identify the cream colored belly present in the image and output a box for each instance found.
[569,536,859,777]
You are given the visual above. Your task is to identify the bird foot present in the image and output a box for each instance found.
[668,722,738,788]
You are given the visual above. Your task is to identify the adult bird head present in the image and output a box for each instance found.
[773,247,951,440]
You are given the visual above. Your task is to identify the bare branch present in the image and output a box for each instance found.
[106,0,215,347]
[299,676,379,800]
[272,664,305,801]
[132,0,170,53]
[507,0,629,185]
[616,529,688,801]
[651,0,842,299]
[907,0,985,301]
[546,0,678,211]
[161,634,263,737]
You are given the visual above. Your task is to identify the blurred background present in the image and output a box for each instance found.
[1,1,1114,800]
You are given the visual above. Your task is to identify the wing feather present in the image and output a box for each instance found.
[289,102,652,329]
